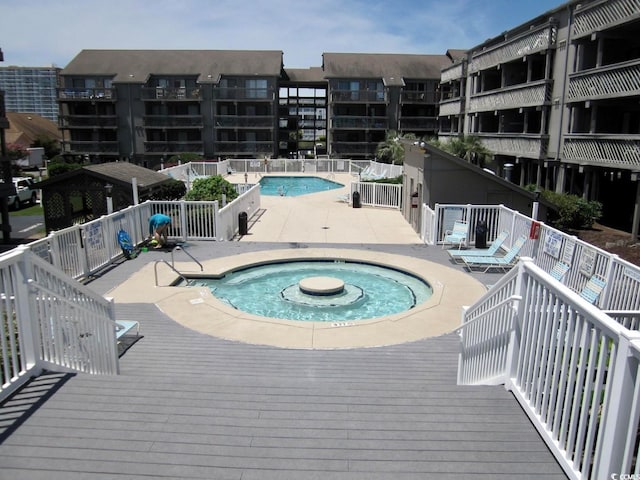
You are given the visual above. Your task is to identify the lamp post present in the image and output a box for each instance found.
[105,183,113,215]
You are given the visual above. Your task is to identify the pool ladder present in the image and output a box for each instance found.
[154,245,203,286]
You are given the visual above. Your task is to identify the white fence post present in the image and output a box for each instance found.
[593,331,640,477]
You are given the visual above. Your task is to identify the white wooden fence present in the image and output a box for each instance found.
[457,258,640,479]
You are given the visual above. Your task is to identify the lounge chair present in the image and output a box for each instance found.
[447,230,509,263]
[442,221,469,249]
[579,274,606,305]
[116,320,140,340]
[336,193,351,204]
[462,235,527,273]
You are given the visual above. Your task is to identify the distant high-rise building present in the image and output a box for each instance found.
[0,66,60,122]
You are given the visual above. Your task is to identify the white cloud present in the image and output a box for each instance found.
[0,0,561,68]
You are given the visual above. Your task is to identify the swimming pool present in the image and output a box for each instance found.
[259,176,344,196]
[185,260,433,322]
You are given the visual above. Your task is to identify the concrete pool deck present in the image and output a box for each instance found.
[105,247,487,349]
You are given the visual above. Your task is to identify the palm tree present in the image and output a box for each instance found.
[376,131,417,164]
[427,135,492,168]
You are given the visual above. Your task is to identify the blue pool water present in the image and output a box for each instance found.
[186,260,433,322]
[259,176,344,196]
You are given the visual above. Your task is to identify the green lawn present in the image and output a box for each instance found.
[9,204,44,217]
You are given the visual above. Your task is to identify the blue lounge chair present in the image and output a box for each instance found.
[447,230,509,263]
[442,221,469,249]
[579,274,606,305]
[462,235,527,273]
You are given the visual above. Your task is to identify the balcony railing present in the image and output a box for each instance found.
[141,87,202,101]
[332,117,388,129]
[562,134,640,169]
[59,115,118,128]
[330,90,387,103]
[573,0,640,39]
[331,142,378,154]
[398,117,438,130]
[441,63,465,83]
[143,142,203,153]
[567,58,640,102]
[400,91,438,104]
[469,24,556,74]
[58,88,116,101]
[439,99,462,117]
[213,142,274,154]
[63,141,119,153]
[468,80,551,113]
[213,88,275,101]
[478,134,548,159]
[143,115,203,127]
[214,116,274,128]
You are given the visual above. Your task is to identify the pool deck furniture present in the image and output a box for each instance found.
[462,235,528,273]
[447,230,509,263]
[550,261,570,283]
[442,220,469,249]
[579,273,607,305]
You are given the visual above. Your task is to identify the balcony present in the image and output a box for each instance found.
[214,116,274,128]
[468,24,556,74]
[562,134,640,169]
[58,88,116,101]
[400,91,438,104]
[441,63,465,83]
[478,134,548,159]
[213,141,274,154]
[468,80,551,113]
[573,0,640,40]
[141,87,202,101]
[63,141,119,154]
[330,90,386,103]
[213,88,275,101]
[331,141,378,155]
[332,117,388,129]
[439,99,462,117]
[398,117,438,130]
[59,115,118,128]
[143,115,203,128]
[567,58,640,102]
[143,141,203,154]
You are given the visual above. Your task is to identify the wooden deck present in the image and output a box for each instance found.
[0,242,567,479]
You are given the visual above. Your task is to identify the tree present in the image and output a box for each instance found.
[149,179,187,201]
[30,135,61,159]
[6,143,28,162]
[184,175,238,203]
[428,135,492,168]
[375,131,417,164]
[47,155,83,177]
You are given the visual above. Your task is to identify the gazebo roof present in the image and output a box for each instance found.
[37,162,171,190]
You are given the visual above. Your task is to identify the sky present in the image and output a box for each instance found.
[1,0,564,69]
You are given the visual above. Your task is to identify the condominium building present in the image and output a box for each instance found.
[0,66,60,122]
[57,50,450,167]
[438,0,640,231]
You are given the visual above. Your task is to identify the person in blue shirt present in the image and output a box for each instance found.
[148,213,171,248]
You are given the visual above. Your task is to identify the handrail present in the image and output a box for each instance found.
[170,245,203,271]
[154,260,189,287]
[451,294,522,334]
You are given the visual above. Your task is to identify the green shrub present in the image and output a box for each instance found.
[526,185,602,230]
[185,175,238,203]
[150,179,187,200]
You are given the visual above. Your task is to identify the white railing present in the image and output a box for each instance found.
[457,258,640,479]
[352,181,402,209]
[1,247,119,401]
[218,184,261,240]
[478,135,547,159]
[421,204,436,245]
[468,81,550,113]
[562,134,640,169]
[572,0,640,39]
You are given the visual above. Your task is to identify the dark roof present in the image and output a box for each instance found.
[62,50,284,84]
[322,53,452,84]
[446,49,468,62]
[37,162,171,190]
[283,67,326,83]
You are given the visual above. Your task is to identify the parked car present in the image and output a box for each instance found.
[7,177,37,210]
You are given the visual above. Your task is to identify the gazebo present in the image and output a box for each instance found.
[37,162,173,232]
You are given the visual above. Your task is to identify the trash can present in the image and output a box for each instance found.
[239,211,248,235]
[352,191,361,209]
[475,220,487,248]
